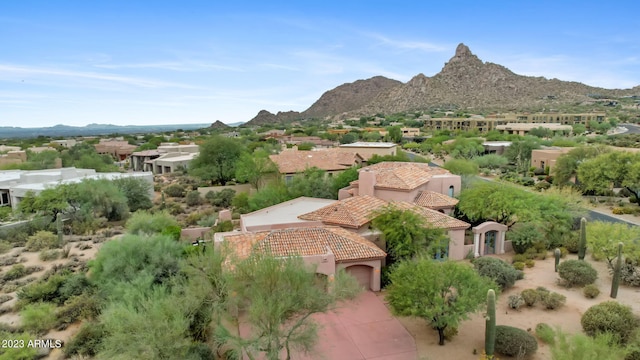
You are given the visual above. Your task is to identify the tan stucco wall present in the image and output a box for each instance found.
[447,229,467,260]
[337,259,383,291]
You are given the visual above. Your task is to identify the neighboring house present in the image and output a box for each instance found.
[94,139,137,161]
[401,127,421,138]
[337,142,397,161]
[530,147,573,174]
[280,136,337,148]
[339,161,461,202]
[0,167,153,209]
[423,112,606,132]
[132,143,199,174]
[217,226,386,291]
[269,148,363,181]
[50,139,77,148]
[482,141,511,155]
[0,151,27,168]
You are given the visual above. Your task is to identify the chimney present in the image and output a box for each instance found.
[359,169,376,196]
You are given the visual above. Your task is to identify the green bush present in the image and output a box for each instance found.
[0,240,12,254]
[583,284,600,299]
[17,272,71,305]
[205,188,236,208]
[510,222,544,254]
[25,230,58,251]
[63,321,105,357]
[20,302,57,335]
[161,225,182,241]
[56,293,101,327]
[512,254,527,264]
[212,220,233,233]
[521,289,539,307]
[495,325,538,357]
[564,235,580,253]
[581,301,640,344]
[125,211,179,235]
[0,332,38,359]
[185,190,202,206]
[39,249,60,261]
[472,256,521,289]
[2,264,27,281]
[525,259,535,268]
[559,247,569,258]
[513,261,525,270]
[508,294,524,310]
[558,259,598,287]
[164,184,185,198]
[535,323,555,344]
[540,291,566,310]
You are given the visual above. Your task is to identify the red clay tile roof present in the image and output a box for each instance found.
[298,195,388,228]
[413,190,459,209]
[394,202,470,230]
[351,162,451,190]
[223,227,386,262]
[270,149,362,174]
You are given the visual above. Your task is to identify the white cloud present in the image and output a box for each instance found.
[366,33,449,52]
[94,60,243,72]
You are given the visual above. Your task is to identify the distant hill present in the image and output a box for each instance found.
[246,43,640,125]
[0,123,211,139]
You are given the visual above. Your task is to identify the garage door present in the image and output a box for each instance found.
[345,265,372,290]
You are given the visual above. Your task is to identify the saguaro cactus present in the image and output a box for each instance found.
[485,289,496,357]
[554,248,561,272]
[611,242,624,299]
[56,212,63,247]
[578,217,587,260]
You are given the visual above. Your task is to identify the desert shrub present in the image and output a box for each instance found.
[20,302,57,335]
[540,291,566,310]
[63,321,105,357]
[564,235,580,253]
[521,289,539,307]
[559,247,569,258]
[164,184,185,197]
[535,323,555,344]
[525,259,535,268]
[558,259,598,287]
[552,330,627,360]
[510,222,544,254]
[39,249,60,261]
[508,294,525,310]
[196,214,217,227]
[472,256,521,289]
[0,294,12,304]
[495,325,538,357]
[0,240,12,254]
[163,201,183,215]
[513,261,525,270]
[185,190,202,206]
[161,225,182,241]
[212,220,233,233]
[205,188,236,208]
[583,284,601,299]
[17,272,71,305]
[125,211,179,235]
[25,230,58,251]
[0,332,38,359]
[444,325,458,341]
[581,301,640,344]
[56,293,101,327]
[58,273,93,301]
[619,261,640,287]
[2,264,27,281]
[512,254,527,264]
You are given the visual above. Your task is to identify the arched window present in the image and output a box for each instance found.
[448,185,454,197]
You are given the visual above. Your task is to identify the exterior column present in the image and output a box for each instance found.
[474,233,480,257]
[499,231,506,254]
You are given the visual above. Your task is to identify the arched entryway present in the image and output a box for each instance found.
[472,222,508,257]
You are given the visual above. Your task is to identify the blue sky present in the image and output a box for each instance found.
[1,1,639,128]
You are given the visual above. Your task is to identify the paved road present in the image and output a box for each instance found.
[587,209,639,227]
[616,123,640,135]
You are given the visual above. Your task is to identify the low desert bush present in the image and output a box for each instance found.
[164,184,185,198]
[564,235,580,253]
[513,261,525,270]
[495,325,538,357]
[185,190,202,206]
[508,294,524,310]
[558,259,598,287]
[126,211,179,235]
[25,230,58,251]
[56,293,101,328]
[583,284,600,299]
[0,294,12,304]
[472,256,521,289]
[2,264,27,281]
[521,288,539,307]
[581,301,640,344]
[512,254,527,264]
[0,240,12,254]
[540,291,566,310]
[39,249,61,261]
[525,259,535,268]
[20,302,57,335]
[63,321,105,358]
[535,323,555,344]
[619,261,640,287]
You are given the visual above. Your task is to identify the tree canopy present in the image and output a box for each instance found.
[386,258,498,345]
[235,150,278,190]
[189,136,244,185]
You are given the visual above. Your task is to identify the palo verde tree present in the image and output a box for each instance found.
[552,145,610,187]
[386,257,498,346]
[235,149,278,190]
[189,135,244,185]
[371,204,449,263]
[219,252,360,360]
[505,136,540,176]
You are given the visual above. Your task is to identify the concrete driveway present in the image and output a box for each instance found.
[299,291,417,360]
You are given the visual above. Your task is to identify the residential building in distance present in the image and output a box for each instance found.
[337,142,397,161]
[423,112,607,132]
[130,143,199,174]
[50,139,77,148]
[269,148,363,181]
[531,147,573,174]
[94,139,137,161]
[0,167,153,209]
[0,151,27,168]
[495,123,573,136]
